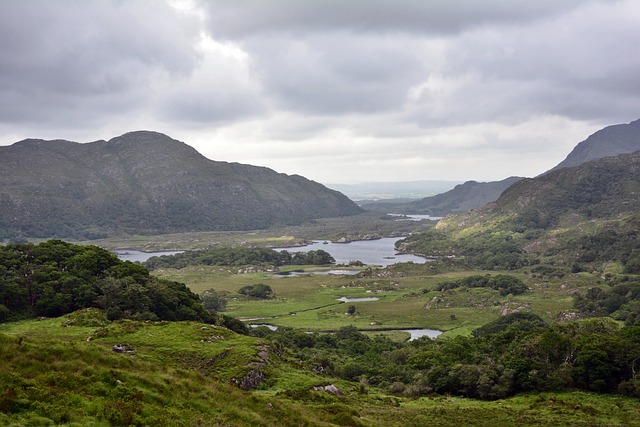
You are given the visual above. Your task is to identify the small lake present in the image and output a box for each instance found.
[404,329,442,340]
[114,250,184,263]
[336,296,380,302]
[277,237,426,267]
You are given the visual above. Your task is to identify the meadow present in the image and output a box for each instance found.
[152,262,602,338]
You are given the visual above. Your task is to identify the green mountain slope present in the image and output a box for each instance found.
[0,131,362,239]
[399,151,640,270]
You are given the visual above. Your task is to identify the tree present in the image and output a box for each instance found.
[347,305,356,315]
[201,289,227,311]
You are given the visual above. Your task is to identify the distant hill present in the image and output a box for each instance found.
[548,118,640,172]
[399,151,640,270]
[363,177,523,216]
[326,180,461,201]
[0,131,363,240]
[404,176,524,216]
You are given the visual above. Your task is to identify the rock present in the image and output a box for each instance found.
[238,370,264,389]
[311,384,344,395]
[112,344,132,354]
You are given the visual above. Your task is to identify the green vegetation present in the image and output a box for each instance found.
[1,312,640,426]
[144,247,334,270]
[252,318,640,400]
[0,240,211,323]
[238,284,274,299]
[435,274,528,296]
[574,279,640,326]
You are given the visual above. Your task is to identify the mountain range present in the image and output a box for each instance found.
[0,131,362,240]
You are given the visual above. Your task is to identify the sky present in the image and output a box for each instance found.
[1,0,639,185]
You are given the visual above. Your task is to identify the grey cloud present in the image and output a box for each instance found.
[0,0,201,126]
[199,0,593,38]
[244,32,427,115]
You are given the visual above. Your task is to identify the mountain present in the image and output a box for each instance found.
[403,176,524,216]
[363,177,523,216]
[548,118,640,172]
[399,151,640,270]
[0,131,363,239]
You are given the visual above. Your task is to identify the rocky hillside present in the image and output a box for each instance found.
[548,118,640,172]
[0,131,362,239]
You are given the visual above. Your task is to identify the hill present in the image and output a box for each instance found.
[363,176,523,216]
[404,176,523,216]
[327,180,461,200]
[0,131,362,240]
[548,118,640,172]
[398,151,640,271]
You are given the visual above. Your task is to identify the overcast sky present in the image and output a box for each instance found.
[1,0,639,184]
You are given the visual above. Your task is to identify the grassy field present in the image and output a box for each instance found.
[1,314,639,426]
[151,263,602,337]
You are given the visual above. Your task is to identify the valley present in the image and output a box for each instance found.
[1,120,640,426]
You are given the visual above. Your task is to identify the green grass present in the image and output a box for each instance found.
[2,315,640,426]
[155,265,601,338]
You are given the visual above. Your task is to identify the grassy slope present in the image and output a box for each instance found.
[1,314,639,426]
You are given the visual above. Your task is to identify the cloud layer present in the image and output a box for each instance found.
[1,0,639,183]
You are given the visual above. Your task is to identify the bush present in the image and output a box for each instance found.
[238,284,273,299]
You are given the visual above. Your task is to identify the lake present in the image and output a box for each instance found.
[115,237,423,267]
[277,237,426,267]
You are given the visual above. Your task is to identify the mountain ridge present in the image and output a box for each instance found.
[0,131,363,240]
[548,118,640,173]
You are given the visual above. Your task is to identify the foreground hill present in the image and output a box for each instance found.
[0,131,362,239]
[399,151,640,271]
[549,118,640,172]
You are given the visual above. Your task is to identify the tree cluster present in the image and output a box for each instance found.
[574,279,640,326]
[435,274,528,296]
[0,240,211,323]
[253,316,640,400]
[143,247,335,270]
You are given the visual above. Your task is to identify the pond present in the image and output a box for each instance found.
[114,250,184,263]
[404,329,443,340]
